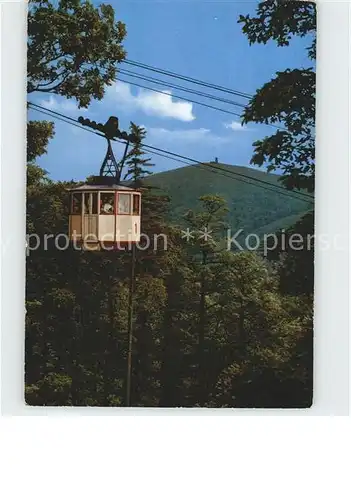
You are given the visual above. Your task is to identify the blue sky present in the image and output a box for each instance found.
[29,0,314,181]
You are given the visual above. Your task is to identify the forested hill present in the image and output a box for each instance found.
[143,163,313,237]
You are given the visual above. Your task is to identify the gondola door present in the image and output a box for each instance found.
[83,192,98,241]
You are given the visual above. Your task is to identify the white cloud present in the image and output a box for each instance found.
[39,95,80,115]
[106,81,195,122]
[224,120,250,131]
[146,126,230,145]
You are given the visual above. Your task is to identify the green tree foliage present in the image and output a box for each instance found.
[209,252,312,407]
[28,0,126,101]
[27,120,55,162]
[183,195,229,403]
[266,211,315,296]
[124,123,154,184]
[25,177,313,407]
[184,195,229,259]
[238,0,316,192]
[237,1,315,335]
[27,0,127,161]
[25,142,313,408]
[26,164,69,235]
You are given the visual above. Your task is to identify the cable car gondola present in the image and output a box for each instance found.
[68,182,141,251]
[67,116,141,251]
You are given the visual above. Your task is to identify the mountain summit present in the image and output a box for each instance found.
[143,162,312,238]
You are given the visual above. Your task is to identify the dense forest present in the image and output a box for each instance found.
[25,0,315,407]
[25,159,314,407]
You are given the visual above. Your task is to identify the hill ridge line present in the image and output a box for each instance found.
[149,162,282,181]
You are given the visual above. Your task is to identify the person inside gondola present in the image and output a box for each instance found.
[101,194,114,214]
